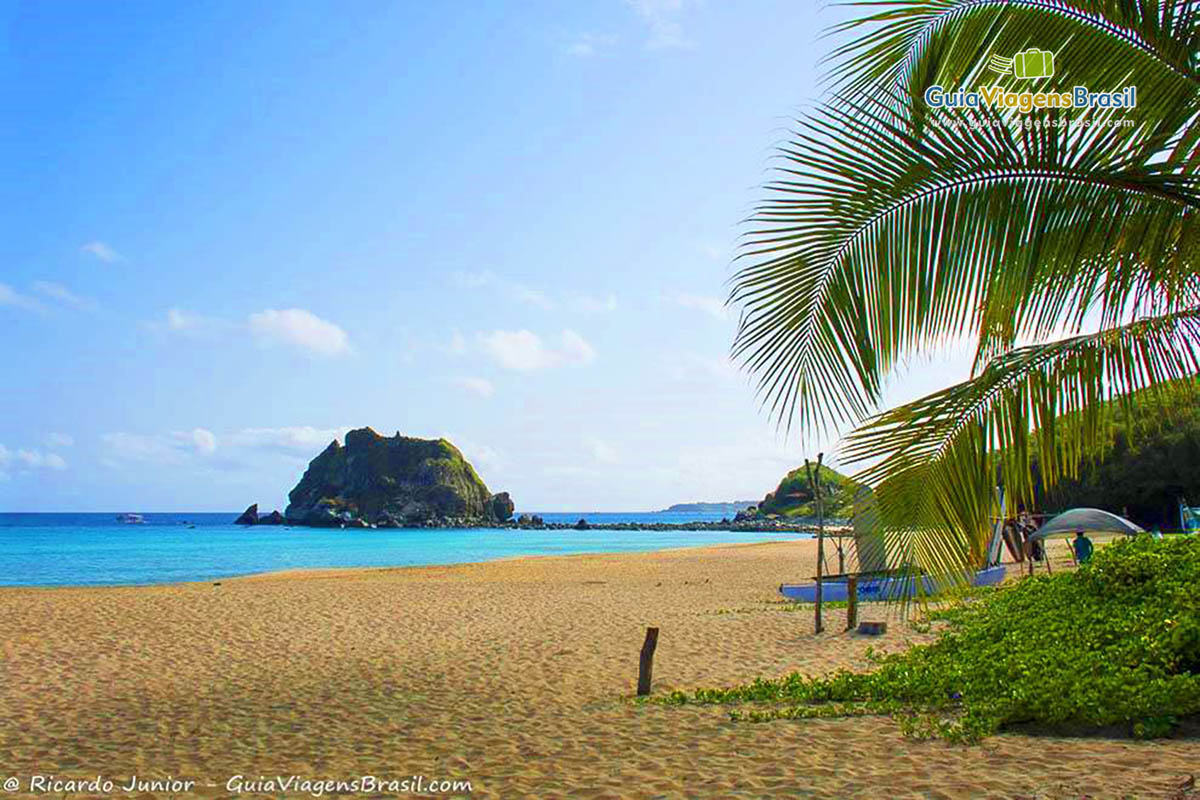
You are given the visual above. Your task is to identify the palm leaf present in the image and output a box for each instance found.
[731,88,1200,436]
[847,308,1200,584]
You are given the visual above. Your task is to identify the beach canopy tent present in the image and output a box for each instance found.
[1028,508,1144,543]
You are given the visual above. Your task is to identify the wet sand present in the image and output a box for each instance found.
[1,538,1196,798]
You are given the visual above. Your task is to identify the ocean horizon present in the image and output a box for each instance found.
[0,512,807,587]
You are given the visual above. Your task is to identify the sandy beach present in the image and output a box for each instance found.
[1,538,1196,799]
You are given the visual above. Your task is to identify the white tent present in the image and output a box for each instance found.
[1028,508,1144,542]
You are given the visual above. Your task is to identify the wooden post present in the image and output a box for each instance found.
[807,454,826,635]
[846,575,858,631]
[637,627,659,696]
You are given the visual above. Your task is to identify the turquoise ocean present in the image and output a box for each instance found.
[0,512,805,587]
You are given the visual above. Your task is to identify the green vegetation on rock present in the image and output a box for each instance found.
[656,535,1200,741]
[752,463,861,519]
[284,427,513,527]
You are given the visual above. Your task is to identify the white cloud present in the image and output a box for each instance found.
[18,449,68,470]
[451,376,496,398]
[565,32,619,58]
[148,307,236,339]
[247,308,352,358]
[567,292,618,314]
[46,432,74,448]
[446,329,469,355]
[478,329,596,371]
[32,281,96,311]
[228,426,351,454]
[0,283,44,312]
[0,443,67,476]
[102,425,350,468]
[166,307,208,331]
[101,432,176,464]
[585,436,619,464]
[452,270,496,289]
[152,307,350,357]
[625,0,693,50]
[672,293,729,321]
[80,241,122,263]
[191,428,218,455]
[512,286,556,310]
[102,428,219,464]
[453,271,600,311]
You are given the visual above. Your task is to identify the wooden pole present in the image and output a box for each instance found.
[637,627,659,696]
[846,575,858,631]
[808,453,826,635]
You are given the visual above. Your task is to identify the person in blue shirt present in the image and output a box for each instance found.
[1073,530,1094,564]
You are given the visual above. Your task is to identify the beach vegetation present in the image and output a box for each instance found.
[657,536,1200,741]
[730,1,1200,583]
[753,463,862,520]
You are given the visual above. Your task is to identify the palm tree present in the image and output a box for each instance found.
[731,1,1200,581]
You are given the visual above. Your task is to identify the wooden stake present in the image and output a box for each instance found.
[637,627,659,696]
[807,454,826,635]
[846,575,858,631]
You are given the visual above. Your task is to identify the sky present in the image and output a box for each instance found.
[0,0,974,512]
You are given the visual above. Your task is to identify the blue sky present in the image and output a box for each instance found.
[0,0,972,511]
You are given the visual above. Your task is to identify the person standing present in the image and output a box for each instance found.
[1073,530,1094,564]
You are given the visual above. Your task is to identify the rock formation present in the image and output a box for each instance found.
[281,427,513,528]
[233,503,287,526]
[490,492,515,523]
[752,463,862,520]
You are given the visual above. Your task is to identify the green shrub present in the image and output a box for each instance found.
[657,535,1200,741]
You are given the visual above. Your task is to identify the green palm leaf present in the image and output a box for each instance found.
[848,309,1200,584]
[730,1,1200,593]
[732,89,1200,435]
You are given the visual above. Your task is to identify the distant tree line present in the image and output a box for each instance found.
[1033,386,1200,529]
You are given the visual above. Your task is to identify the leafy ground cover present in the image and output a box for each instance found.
[655,536,1200,741]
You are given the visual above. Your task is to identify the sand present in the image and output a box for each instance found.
[1,538,1196,799]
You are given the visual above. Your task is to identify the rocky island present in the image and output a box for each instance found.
[234,427,834,534]
[657,501,758,515]
[734,463,861,522]
[237,427,513,528]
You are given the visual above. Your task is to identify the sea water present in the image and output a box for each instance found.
[0,512,806,586]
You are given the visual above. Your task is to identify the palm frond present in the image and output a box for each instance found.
[731,89,1200,436]
[829,0,1200,103]
[845,308,1200,585]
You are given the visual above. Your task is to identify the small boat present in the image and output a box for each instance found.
[779,565,1007,602]
[115,513,145,524]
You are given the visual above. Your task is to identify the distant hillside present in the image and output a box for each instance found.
[1035,384,1200,528]
[754,463,862,519]
[658,501,758,515]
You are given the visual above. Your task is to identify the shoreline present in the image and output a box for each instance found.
[0,534,810,591]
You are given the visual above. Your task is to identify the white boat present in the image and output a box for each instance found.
[115,513,145,524]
